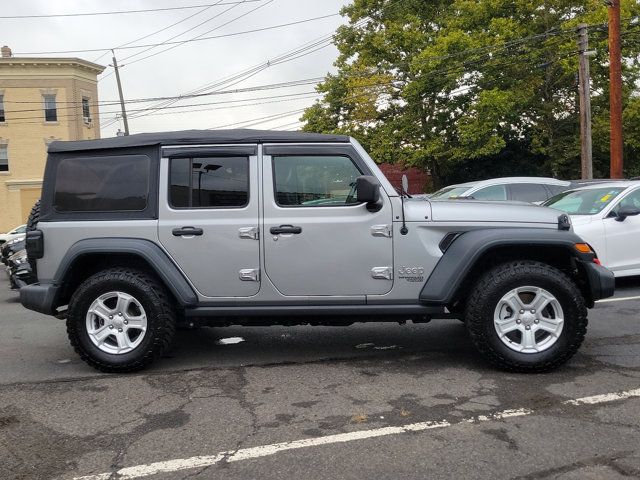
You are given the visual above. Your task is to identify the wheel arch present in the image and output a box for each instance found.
[419,228,598,308]
[53,238,198,310]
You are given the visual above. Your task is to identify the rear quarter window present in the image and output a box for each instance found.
[53,155,150,212]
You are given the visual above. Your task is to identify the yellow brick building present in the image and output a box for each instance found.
[0,45,105,232]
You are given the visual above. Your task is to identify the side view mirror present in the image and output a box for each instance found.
[615,206,640,222]
[356,175,383,212]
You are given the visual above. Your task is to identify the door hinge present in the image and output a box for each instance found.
[371,266,393,280]
[238,226,259,240]
[371,224,392,238]
[239,268,260,282]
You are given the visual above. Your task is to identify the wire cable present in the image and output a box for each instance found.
[0,2,262,19]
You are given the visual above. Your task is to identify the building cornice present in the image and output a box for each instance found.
[0,57,105,74]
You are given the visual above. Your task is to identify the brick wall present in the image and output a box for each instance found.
[377,163,431,194]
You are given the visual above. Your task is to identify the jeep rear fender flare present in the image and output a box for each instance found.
[419,228,588,305]
[54,238,198,306]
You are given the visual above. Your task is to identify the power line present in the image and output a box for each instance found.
[5,92,321,122]
[3,90,319,115]
[13,12,339,55]
[0,2,262,19]
[120,8,377,117]
[120,0,281,67]
[208,107,306,129]
[2,77,327,106]
[91,3,221,63]
[119,0,240,63]
[4,22,578,110]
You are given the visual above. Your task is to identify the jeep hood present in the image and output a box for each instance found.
[405,199,561,225]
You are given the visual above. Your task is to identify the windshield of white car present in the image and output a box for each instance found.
[430,186,471,198]
[544,187,626,215]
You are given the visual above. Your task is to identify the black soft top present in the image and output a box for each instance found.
[48,129,350,153]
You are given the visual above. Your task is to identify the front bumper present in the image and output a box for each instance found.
[20,282,59,315]
[581,260,615,303]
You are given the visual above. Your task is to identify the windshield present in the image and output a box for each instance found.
[544,187,626,215]
[430,186,472,199]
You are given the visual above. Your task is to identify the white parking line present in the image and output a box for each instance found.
[596,295,640,304]
[74,388,640,480]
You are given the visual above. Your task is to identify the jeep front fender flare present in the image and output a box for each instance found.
[419,228,591,305]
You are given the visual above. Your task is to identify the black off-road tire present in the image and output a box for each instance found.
[26,199,40,232]
[67,268,176,373]
[25,199,41,272]
[465,260,587,373]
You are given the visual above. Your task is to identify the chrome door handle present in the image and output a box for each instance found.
[270,225,302,235]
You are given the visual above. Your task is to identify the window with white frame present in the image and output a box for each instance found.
[82,97,91,121]
[43,94,57,122]
[0,95,5,122]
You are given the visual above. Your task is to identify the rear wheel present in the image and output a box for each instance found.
[465,261,587,372]
[67,268,176,372]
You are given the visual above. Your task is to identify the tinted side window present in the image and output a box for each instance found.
[472,184,507,200]
[54,155,150,212]
[510,183,548,202]
[170,157,249,208]
[546,184,568,197]
[273,155,362,207]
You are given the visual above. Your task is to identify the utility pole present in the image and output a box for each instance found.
[111,49,130,136]
[577,24,593,180]
[608,0,623,178]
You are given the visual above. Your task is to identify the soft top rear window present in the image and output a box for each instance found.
[54,155,150,212]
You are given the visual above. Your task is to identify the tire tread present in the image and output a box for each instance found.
[66,267,176,373]
[465,260,587,373]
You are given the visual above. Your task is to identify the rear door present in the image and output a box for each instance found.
[158,145,260,298]
[261,144,394,297]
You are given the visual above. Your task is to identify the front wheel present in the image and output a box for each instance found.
[67,268,176,372]
[465,261,587,373]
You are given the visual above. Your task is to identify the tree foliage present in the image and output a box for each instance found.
[302,0,640,188]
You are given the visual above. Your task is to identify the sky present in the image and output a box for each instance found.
[3,0,350,137]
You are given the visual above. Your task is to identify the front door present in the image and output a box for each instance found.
[262,146,394,297]
[604,187,640,275]
[158,146,260,298]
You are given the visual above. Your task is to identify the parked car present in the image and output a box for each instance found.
[6,249,36,290]
[0,224,26,245]
[21,130,613,373]
[544,181,640,277]
[429,177,571,203]
[1,236,25,265]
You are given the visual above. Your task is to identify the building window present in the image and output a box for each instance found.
[0,95,5,122]
[43,94,57,122]
[82,97,91,121]
[0,145,8,172]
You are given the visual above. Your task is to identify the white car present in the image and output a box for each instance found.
[429,177,571,203]
[0,224,26,246]
[544,181,640,277]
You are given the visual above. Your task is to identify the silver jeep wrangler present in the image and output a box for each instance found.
[21,129,615,373]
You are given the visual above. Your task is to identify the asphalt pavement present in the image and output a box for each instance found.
[1,275,640,480]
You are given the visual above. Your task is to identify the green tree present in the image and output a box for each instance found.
[302,0,640,188]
